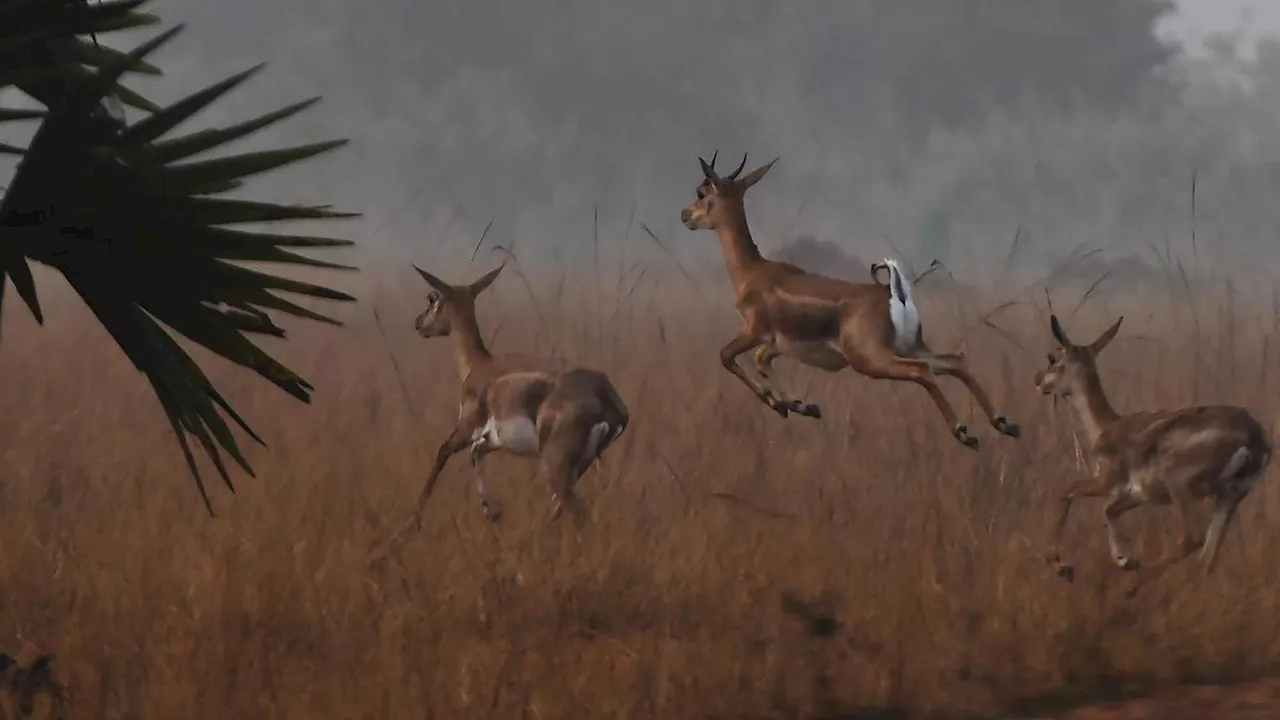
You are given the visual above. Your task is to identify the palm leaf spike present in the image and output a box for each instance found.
[0,0,360,514]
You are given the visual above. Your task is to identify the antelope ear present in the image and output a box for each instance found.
[1049,314,1073,348]
[412,264,453,295]
[468,263,504,297]
[1089,316,1124,354]
[739,157,778,190]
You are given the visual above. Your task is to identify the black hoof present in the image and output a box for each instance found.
[789,401,822,419]
[955,424,979,451]
[769,399,790,418]
[1057,565,1075,583]
[994,415,1021,439]
[483,503,504,523]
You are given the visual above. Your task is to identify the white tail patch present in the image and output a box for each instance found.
[1220,446,1251,480]
[584,421,612,463]
[882,258,919,355]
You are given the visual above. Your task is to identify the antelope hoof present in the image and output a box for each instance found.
[482,500,504,523]
[764,393,790,418]
[954,424,979,451]
[1056,564,1076,583]
[789,400,822,419]
[1114,555,1140,571]
[994,415,1021,439]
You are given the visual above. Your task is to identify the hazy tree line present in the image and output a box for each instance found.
[52,0,1280,280]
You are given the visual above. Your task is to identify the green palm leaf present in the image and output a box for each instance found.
[0,0,359,515]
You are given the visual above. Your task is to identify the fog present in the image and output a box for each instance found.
[10,1,1280,284]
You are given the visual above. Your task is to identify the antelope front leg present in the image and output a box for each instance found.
[753,346,821,419]
[720,331,790,418]
[925,352,1020,439]
[414,427,471,529]
[1044,476,1111,581]
[1103,495,1141,570]
[1046,480,1082,581]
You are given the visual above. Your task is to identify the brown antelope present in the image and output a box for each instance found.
[1035,314,1271,582]
[409,264,629,528]
[679,152,1020,450]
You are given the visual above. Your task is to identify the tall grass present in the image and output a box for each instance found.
[0,261,1278,718]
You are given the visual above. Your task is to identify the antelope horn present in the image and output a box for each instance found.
[699,154,719,184]
[727,152,747,181]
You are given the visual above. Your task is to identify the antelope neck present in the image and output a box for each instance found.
[450,309,492,380]
[714,205,764,292]
[1068,368,1120,446]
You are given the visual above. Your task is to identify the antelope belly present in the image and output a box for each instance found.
[779,339,848,371]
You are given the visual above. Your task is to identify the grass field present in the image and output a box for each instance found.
[1,263,1278,719]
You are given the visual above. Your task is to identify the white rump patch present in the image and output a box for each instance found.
[882,258,919,355]
[1220,446,1251,481]
[583,421,611,463]
[473,416,540,456]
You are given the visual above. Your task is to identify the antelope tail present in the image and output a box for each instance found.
[881,258,920,355]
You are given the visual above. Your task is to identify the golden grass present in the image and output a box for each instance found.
[1,268,1278,719]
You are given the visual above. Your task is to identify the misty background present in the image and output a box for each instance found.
[7,0,1280,286]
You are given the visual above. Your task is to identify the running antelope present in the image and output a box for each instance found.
[679,152,1021,450]
[409,264,629,528]
[1035,314,1271,582]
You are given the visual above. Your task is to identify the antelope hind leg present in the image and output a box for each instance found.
[922,351,1020,439]
[848,351,978,450]
[540,413,599,530]
[469,442,504,522]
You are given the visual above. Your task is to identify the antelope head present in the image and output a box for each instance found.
[1034,314,1124,397]
[680,151,778,231]
[411,264,504,339]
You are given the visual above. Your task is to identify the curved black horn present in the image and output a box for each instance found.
[1050,314,1073,348]
[727,153,748,181]
[699,155,719,183]
[709,149,718,168]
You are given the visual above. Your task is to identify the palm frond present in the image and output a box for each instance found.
[0,0,359,515]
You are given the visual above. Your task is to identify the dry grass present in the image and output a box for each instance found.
[1,266,1279,719]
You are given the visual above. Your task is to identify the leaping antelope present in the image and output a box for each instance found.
[679,152,1020,450]
[408,264,629,528]
[1035,314,1271,582]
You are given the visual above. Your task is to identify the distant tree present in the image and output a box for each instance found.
[784,0,1181,136]
[774,235,865,281]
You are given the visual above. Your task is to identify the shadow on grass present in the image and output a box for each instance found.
[775,587,1280,719]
